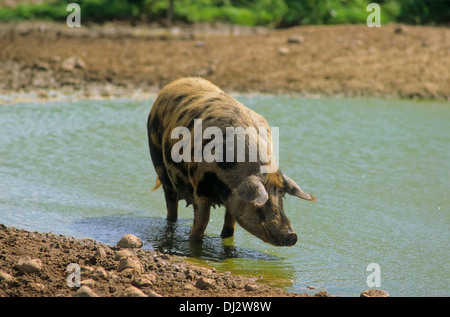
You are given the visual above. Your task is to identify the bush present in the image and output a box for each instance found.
[0,0,448,26]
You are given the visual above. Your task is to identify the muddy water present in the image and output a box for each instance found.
[0,96,448,296]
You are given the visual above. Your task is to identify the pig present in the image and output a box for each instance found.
[147,77,316,246]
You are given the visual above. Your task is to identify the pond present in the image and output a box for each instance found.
[0,96,448,296]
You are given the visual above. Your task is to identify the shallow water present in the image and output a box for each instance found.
[0,96,449,296]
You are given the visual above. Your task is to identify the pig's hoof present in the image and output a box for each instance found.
[188,234,203,242]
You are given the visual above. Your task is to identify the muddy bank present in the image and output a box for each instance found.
[0,22,449,103]
[1,225,335,297]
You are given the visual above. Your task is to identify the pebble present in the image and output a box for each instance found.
[194,40,205,48]
[360,289,390,297]
[116,234,143,249]
[94,247,107,260]
[92,267,108,280]
[118,257,141,272]
[121,286,147,297]
[16,257,42,274]
[29,282,46,292]
[278,47,290,55]
[195,277,216,290]
[115,249,133,260]
[61,56,86,72]
[287,35,304,44]
[75,285,99,297]
[0,270,15,283]
[132,274,155,288]
[147,289,163,297]
[80,279,96,288]
[244,284,259,291]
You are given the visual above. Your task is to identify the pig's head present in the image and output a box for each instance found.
[227,172,316,246]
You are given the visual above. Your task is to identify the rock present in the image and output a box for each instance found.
[92,267,108,280]
[29,282,46,292]
[183,283,196,291]
[80,279,96,288]
[118,257,141,272]
[16,257,42,274]
[121,286,147,297]
[61,56,86,72]
[116,234,143,249]
[132,274,155,288]
[147,289,163,297]
[278,47,289,55]
[360,289,390,297]
[194,40,205,48]
[314,290,332,297]
[287,35,304,44]
[394,25,404,34]
[0,270,15,283]
[244,284,259,291]
[115,249,133,260]
[195,277,216,290]
[33,61,50,71]
[94,247,107,260]
[75,285,99,297]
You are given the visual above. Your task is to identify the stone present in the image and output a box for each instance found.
[147,289,163,297]
[94,247,107,259]
[118,257,141,272]
[116,234,143,249]
[194,40,205,48]
[278,47,289,55]
[0,270,15,283]
[75,286,99,297]
[195,277,216,290]
[29,282,46,292]
[16,257,42,274]
[314,290,332,297]
[115,249,133,260]
[92,267,108,280]
[61,56,86,72]
[287,35,304,44]
[80,279,96,288]
[244,284,259,291]
[121,286,147,297]
[132,274,155,288]
[360,289,390,297]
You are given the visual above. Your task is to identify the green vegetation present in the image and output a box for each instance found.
[0,0,448,26]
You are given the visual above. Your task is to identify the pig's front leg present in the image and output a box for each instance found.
[220,209,236,239]
[189,198,211,241]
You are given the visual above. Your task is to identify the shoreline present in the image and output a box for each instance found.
[1,21,449,103]
[0,224,332,297]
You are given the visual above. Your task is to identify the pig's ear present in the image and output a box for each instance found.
[283,175,316,202]
[237,176,268,206]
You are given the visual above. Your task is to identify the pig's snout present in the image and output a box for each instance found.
[282,232,298,246]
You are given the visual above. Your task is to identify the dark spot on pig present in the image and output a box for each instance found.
[173,94,187,105]
[149,142,164,168]
[188,164,197,177]
[196,172,231,205]
[255,208,266,221]
[163,140,173,164]
[179,109,188,119]
[217,161,237,170]
[149,114,161,133]
[173,174,194,204]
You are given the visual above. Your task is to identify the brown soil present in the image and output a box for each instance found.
[0,21,449,103]
[0,224,331,297]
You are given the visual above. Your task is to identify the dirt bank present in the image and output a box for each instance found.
[0,22,449,103]
[1,225,333,297]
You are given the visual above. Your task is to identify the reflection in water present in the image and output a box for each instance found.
[73,216,279,262]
